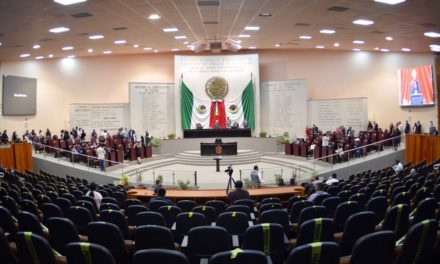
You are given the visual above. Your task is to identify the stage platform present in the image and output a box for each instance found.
[127,185,305,204]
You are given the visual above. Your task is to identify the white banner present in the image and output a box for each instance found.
[69,103,128,137]
[261,80,308,138]
[174,54,260,136]
[129,83,173,138]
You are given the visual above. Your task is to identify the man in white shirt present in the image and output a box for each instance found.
[325,173,339,185]
[393,160,403,174]
[96,144,106,171]
[322,133,329,149]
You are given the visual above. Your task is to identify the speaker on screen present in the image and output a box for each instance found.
[2,75,37,115]
[398,65,435,107]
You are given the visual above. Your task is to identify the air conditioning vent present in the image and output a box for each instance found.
[197,0,220,6]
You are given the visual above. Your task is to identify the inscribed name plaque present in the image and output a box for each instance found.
[129,83,173,138]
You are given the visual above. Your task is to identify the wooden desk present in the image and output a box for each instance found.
[200,142,237,156]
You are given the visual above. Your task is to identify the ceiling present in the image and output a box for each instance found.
[0,0,439,61]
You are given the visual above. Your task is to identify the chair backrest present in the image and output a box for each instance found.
[243,223,286,264]
[0,206,18,240]
[54,197,72,215]
[290,200,313,223]
[412,198,437,224]
[101,197,119,205]
[333,201,361,232]
[313,194,332,205]
[287,196,307,214]
[175,212,207,242]
[66,206,94,235]
[186,226,230,263]
[391,192,411,206]
[193,205,217,223]
[259,203,283,214]
[99,209,131,239]
[126,205,149,226]
[205,200,226,217]
[136,211,167,227]
[79,195,98,211]
[133,249,189,264]
[337,190,353,202]
[123,199,143,210]
[349,231,395,264]
[20,199,40,218]
[209,249,267,264]
[41,203,63,223]
[286,242,340,264]
[17,212,44,237]
[1,196,19,216]
[216,211,250,236]
[348,193,368,209]
[322,197,342,217]
[76,200,98,220]
[296,218,335,247]
[46,217,80,255]
[134,225,175,250]
[261,197,282,205]
[100,203,120,212]
[65,242,116,264]
[15,232,57,264]
[233,199,255,211]
[0,227,19,264]
[382,204,410,239]
[339,211,377,256]
[259,209,290,235]
[149,200,171,212]
[226,205,252,219]
[158,205,183,228]
[395,219,438,264]
[176,200,197,212]
[86,221,130,264]
[298,206,328,227]
[365,196,387,224]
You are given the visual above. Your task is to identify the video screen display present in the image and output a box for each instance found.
[398,65,434,107]
[2,75,37,115]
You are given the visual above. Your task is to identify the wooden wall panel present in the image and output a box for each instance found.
[0,145,15,169]
[405,134,440,164]
[13,143,33,172]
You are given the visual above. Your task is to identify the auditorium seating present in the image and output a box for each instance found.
[0,160,440,264]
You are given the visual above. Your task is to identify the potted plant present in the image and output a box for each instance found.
[290,168,298,185]
[274,174,285,186]
[167,133,176,140]
[120,175,129,187]
[277,132,291,155]
[259,131,267,138]
[243,177,252,189]
[177,179,190,190]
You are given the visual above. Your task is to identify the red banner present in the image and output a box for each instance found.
[209,100,226,128]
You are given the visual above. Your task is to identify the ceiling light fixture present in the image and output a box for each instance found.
[49,27,70,33]
[35,56,44,60]
[380,48,390,52]
[353,19,374,26]
[299,35,312,39]
[54,0,87,6]
[172,48,179,51]
[248,46,256,49]
[353,40,365,44]
[401,48,411,52]
[374,0,406,4]
[334,43,340,47]
[386,36,393,41]
[238,34,250,38]
[103,50,112,54]
[143,47,152,51]
[20,53,30,58]
[374,47,380,50]
[275,43,281,47]
[316,45,325,49]
[67,55,75,58]
[62,46,74,50]
[133,44,139,48]
[259,13,272,17]
[48,54,54,58]
[424,32,440,38]
[33,44,41,49]
[353,48,361,51]
[163,27,178,32]
[148,14,161,20]
[88,48,93,52]
[224,40,241,52]
[114,40,127,44]
[320,29,335,34]
[89,35,104,40]
[245,26,260,31]
[154,49,158,53]
[174,36,186,39]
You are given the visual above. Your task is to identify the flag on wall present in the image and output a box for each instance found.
[180,78,255,129]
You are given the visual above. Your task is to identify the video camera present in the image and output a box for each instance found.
[225,165,233,176]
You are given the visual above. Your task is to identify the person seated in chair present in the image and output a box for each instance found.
[231,121,239,129]
[213,120,221,129]
[307,182,328,202]
[227,180,250,204]
[150,188,173,205]
[195,123,203,129]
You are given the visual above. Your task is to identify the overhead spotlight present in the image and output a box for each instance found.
[191,41,207,53]
[225,39,241,52]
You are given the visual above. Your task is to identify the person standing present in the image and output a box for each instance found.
[134,141,142,164]
[96,144,106,171]
[226,117,231,128]
[250,165,262,188]
[243,119,249,129]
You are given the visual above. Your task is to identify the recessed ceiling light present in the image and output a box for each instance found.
[386,36,393,41]
[374,47,380,50]
[33,44,41,49]
[171,48,179,52]
[316,45,325,49]
[20,53,31,58]
[299,35,312,39]
[353,40,365,44]
[174,36,187,39]
[334,43,340,47]
[163,27,178,32]
[35,56,44,60]
[148,14,161,20]
[239,34,250,38]
[114,40,127,44]
[143,47,152,51]
[187,45,194,49]
[431,47,440,52]
[183,41,189,45]
[380,48,390,52]
[275,43,281,47]
[88,48,93,53]
[374,0,406,5]
[133,44,139,48]
[424,32,440,38]
[89,35,104,40]
[49,54,54,58]
[259,13,272,17]
[353,48,361,52]
[401,48,411,52]
[103,50,112,54]
[67,55,76,58]
[62,46,74,50]
[248,46,256,49]
[429,44,440,49]
[154,49,158,53]
[353,19,374,26]
[235,40,242,44]
[54,0,87,5]
[320,29,335,34]
[0,42,2,46]
[49,27,70,33]
[245,26,260,31]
